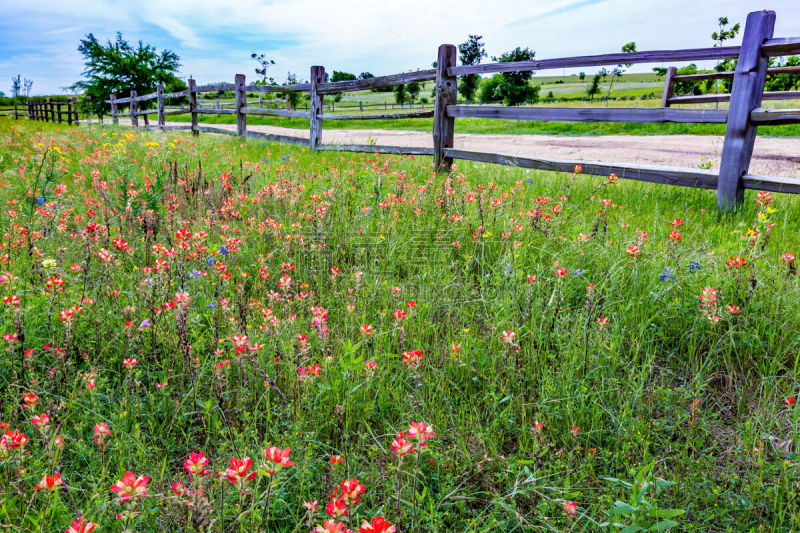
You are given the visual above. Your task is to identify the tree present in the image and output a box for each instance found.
[23,79,33,98]
[766,55,800,91]
[11,75,21,98]
[479,74,502,102]
[579,72,586,81]
[331,71,357,82]
[586,69,606,101]
[72,33,183,121]
[394,83,407,105]
[711,17,741,92]
[605,42,636,102]
[283,72,302,109]
[251,53,276,84]
[491,47,539,105]
[359,72,375,80]
[406,81,420,102]
[458,34,486,102]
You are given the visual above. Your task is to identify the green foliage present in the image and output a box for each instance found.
[766,56,800,91]
[393,83,407,104]
[331,71,357,83]
[601,464,685,531]
[359,72,375,80]
[72,32,182,119]
[458,34,487,102]
[489,47,540,105]
[587,70,606,100]
[406,81,420,102]
[283,72,301,109]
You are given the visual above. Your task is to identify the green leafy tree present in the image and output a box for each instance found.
[766,56,800,91]
[479,74,502,102]
[283,72,301,109]
[359,72,375,79]
[586,69,607,101]
[406,80,420,102]
[331,71,357,82]
[458,34,486,102]
[605,42,636,102]
[72,33,183,121]
[251,53,276,84]
[579,72,586,81]
[711,17,741,92]
[394,83,407,105]
[491,47,539,105]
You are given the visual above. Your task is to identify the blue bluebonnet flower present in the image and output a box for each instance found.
[261,158,270,163]
[688,261,701,271]
[207,257,216,267]
[206,302,218,309]
[574,269,583,276]
[503,263,514,277]
[280,155,288,162]
[660,267,676,281]
[527,177,533,184]
[218,245,229,257]
[35,197,45,205]
[187,269,201,279]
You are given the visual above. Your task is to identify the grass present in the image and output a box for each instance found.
[1,117,800,532]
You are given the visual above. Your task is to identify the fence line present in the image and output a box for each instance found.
[99,8,800,212]
[26,98,79,125]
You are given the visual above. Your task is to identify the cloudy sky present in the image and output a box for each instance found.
[1,0,798,95]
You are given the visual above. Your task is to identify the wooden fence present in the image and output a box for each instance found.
[103,9,800,211]
[660,65,800,106]
[26,99,79,125]
[0,106,29,119]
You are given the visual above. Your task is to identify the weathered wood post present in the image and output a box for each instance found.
[56,102,63,123]
[157,83,165,130]
[216,99,220,116]
[660,66,677,108]
[433,44,457,171]
[234,74,246,137]
[285,94,290,110]
[717,10,775,212]
[110,94,118,125]
[309,65,325,149]
[258,96,263,109]
[13,105,18,119]
[66,99,73,125]
[188,78,198,136]
[360,101,363,112]
[130,90,138,127]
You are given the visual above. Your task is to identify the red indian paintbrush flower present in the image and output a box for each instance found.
[225,457,257,488]
[66,516,98,533]
[261,446,294,475]
[110,471,149,501]
[314,520,348,533]
[407,421,436,447]
[359,516,397,533]
[391,431,414,457]
[183,451,210,476]
[339,478,366,504]
[33,473,63,491]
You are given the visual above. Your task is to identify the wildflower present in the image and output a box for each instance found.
[625,245,641,258]
[688,261,701,271]
[22,392,39,407]
[782,252,796,265]
[314,520,348,533]
[699,287,718,308]
[726,305,742,315]
[2,429,28,450]
[659,267,675,281]
[93,423,112,447]
[359,516,397,533]
[66,517,98,533]
[401,349,424,366]
[597,315,609,330]
[261,446,295,476]
[360,324,373,336]
[755,190,773,207]
[501,330,516,346]
[668,230,681,243]
[325,498,349,518]
[725,256,747,269]
[407,421,436,446]
[669,218,684,227]
[31,413,50,429]
[563,501,578,518]
[123,358,137,369]
[785,396,796,410]
[183,451,210,476]
[531,422,544,435]
[304,500,319,511]
[340,478,366,504]
[330,455,344,465]
[34,473,63,491]
[391,431,415,457]
[554,267,568,278]
[225,457,257,488]
[570,426,580,437]
[110,471,150,501]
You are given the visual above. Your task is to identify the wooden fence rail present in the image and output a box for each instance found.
[26,98,79,125]
[99,8,800,212]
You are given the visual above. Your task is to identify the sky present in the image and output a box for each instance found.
[1,0,798,96]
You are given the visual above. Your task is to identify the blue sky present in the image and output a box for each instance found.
[1,0,799,96]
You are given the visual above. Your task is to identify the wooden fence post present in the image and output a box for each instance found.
[285,94,290,110]
[157,83,165,130]
[56,102,63,124]
[258,96,263,109]
[235,74,246,136]
[309,65,325,149]
[661,66,676,108]
[67,99,73,125]
[717,10,775,212]
[433,44,457,171]
[130,90,138,127]
[110,94,118,125]
[13,105,18,119]
[188,78,198,136]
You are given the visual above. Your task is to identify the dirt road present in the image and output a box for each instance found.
[142,121,800,179]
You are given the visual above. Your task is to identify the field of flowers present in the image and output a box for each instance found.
[1,118,799,532]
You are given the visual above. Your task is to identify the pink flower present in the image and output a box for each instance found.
[110,471,149,501]
[359,516,397,533]
[66,517,98,533]
[407,421,436,447]
[563,501,578,518]
[261,446,294,476]
[225,457,257,488]
[33,473,63,491]
[183,451,210,476]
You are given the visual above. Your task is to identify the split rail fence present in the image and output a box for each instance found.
[104,9,800,211]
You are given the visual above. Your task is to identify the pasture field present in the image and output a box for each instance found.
[1,118,800,532]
